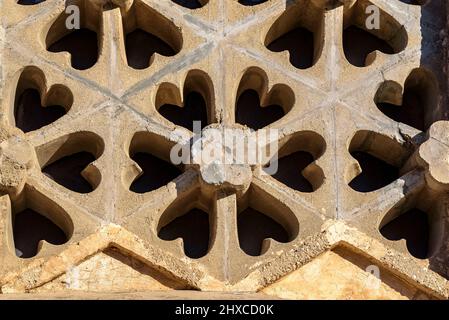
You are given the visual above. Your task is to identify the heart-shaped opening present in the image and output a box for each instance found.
[15,89,67,133]
[171,0,208,9]
[46,0,101,70]
[270,151,315,191]
[380,208,429,259]
[159,208,210,259]
[343,26,394,67]
[349,151,399,192]
[17,0,45,5]
[265,1,324,69]
[48,29,98,71]
[14,67,72,133]
[347,131,410,193]
[159,92,208,131]
[375,68,439,131]
[125,30,176,70]
[157,191,211,259]
[36,132,104,193]
[14,209,68,258]
[128,132,183,193]
[237,184,299,256]
[42,152,97,194]
[156,70,214,131]
[235,67,293,130]
[265,131,326,192]
[343,0,408,67]
[236,89,284,130]
[238,207,289,256]
[11,187,73,259]
[123,0,182,69]
[130,153,182,193]
[397,0,428,5]
[238,0,268,6]
[379,196,444,260]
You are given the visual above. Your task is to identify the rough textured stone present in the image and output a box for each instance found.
[0,0,448,300]
[262,249,432,300]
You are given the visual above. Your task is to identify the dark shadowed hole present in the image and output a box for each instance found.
[158,209,209,259]
[125,29,176,69]
[349,151,399,192]
[238,208,289,256]
[42,152,96,193]
[267,27,314,69]
[266,151,314,192]
[159,92,208,131]
[17,0,45,4]
[130,152,182,193]
[380,209,429,259]
[15,89,66,133]
[343,26,394,67]
[236,89,285,130]
[13,209,67,258]
[377,89,425,131]
[48,29,98,70]
[103,2,119,10]
[171,0,204,9]
[239,0,268,6]
[398,0,426,5]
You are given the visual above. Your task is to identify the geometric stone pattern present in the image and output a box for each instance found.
[0,0,448,299]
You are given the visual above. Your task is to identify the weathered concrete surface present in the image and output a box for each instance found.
[0,290,279,300]
[0,0,448,300]
[263,249,433,300]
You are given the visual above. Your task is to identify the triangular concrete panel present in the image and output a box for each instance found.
[32,247,188,293]
[262,247,433,300]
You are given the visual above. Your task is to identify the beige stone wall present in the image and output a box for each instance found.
[0,0,448,299]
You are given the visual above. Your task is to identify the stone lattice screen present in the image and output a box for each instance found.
[0,0,448,299]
